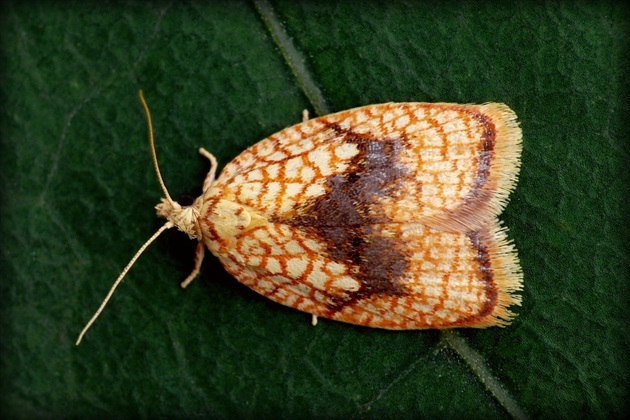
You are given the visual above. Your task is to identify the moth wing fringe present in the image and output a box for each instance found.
[473,219,523,328]
[425,102,522,233]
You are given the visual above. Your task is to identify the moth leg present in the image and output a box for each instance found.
[302,109,309,122]
[311,314,318,326]
[181,241,205,288]
[198,148,218,192]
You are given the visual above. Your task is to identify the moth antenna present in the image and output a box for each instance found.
[138,90,174,205]
[76,92,178,345]
[76,222,174,345]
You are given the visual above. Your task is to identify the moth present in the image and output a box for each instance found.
[76,92,522,344]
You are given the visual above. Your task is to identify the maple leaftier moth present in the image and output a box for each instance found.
[76,91,523,345]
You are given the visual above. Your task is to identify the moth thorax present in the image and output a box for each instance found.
[205,199,270,254]
[155,198,201,240]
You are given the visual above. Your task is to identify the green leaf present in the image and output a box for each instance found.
[1,0,628,418]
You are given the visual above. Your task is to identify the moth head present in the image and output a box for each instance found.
[155,197,202,240]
